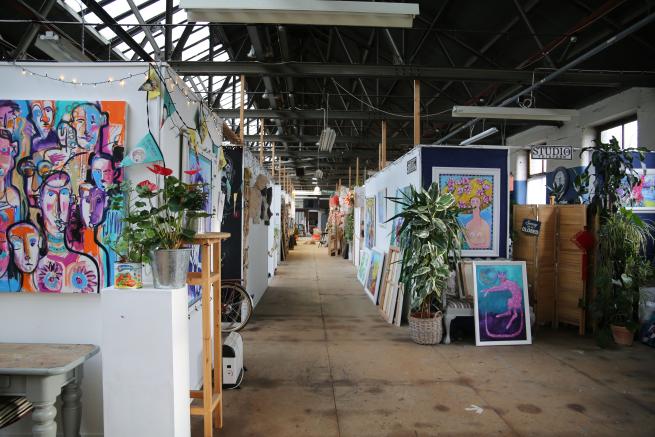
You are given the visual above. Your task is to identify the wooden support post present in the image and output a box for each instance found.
[413,80,420,146]
[356,157,359,186]
[239,74,245,145]
[378,143,382,171]
[272,142,275,179]
[382,120,387,169]
[259,118,264,165]
[348,166,352,188]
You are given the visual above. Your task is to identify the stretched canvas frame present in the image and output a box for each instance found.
[364,197,375,249]
[472,260,532,346]
[626,169,655,212]
[432,167,501,257]
[365,249,385,304]
[357,249,371,286]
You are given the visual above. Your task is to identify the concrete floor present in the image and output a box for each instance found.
[193,243,655,437]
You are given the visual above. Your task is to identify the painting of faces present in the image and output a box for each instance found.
[0,99,126,293]
[432,167,501,257]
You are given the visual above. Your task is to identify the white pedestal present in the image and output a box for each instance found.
[101,286,190,437]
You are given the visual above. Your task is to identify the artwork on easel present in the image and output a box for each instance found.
[365,249,385,304]
[432,167,500,257]
[365,197,375,249]
[472,261,531,346]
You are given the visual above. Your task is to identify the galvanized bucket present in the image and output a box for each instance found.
[150,249,192,289]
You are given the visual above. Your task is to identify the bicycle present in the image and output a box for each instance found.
[220,279,254,332]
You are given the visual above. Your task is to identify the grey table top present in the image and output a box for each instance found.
[0,343,99,376]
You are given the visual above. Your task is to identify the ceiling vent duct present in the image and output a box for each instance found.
[317,127,336,153]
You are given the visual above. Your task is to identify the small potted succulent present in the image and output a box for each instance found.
[389,182,464,344]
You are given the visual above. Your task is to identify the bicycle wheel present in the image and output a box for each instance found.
[221,283,253,332]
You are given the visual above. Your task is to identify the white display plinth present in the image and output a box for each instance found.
[101,286,190,437]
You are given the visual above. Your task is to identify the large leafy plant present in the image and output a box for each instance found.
[110,165,210,254]
[591,207,653,345]
[389,183,464,317]
[574,137,646,215]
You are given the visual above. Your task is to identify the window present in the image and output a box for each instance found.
[599,117,638,149]
[528,144,546,176]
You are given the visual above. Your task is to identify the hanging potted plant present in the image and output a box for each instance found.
[389,183,464,345]
[108,181,147,289]
[118,164,211,289]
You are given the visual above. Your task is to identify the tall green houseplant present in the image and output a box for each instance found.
[390,183,464,318]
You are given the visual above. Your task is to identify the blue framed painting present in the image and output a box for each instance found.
[390,185,411,247]
[432,167,500,257]
[472,261,531,346]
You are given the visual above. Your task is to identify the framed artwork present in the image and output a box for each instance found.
[376,189,386,228]
[0,100,127,293]
[365,249,385,304]
[472,261,532,346]
[432,167,500,257]
[357,249,371,285]
[627,170,655,210]
[390,185,411,247]
[457,261,475,300]
[365,197,375,249]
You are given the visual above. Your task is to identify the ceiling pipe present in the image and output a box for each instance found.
[435,11,655,145]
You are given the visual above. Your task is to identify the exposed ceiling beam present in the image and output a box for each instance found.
[170,22,195,60]
[126,0,161,60]
[215,109,561,125]
[169,61,655,87]
[242,134,414,145]
[80,0,153,61]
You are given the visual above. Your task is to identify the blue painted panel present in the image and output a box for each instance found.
[421,147,509,258]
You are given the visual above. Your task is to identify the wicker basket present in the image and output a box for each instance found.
[409,311,443,345]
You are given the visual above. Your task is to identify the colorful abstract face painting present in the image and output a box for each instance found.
[432,167,500,257]
[365,197,375,249]
[472,261,531,346]
[0,100,126,293]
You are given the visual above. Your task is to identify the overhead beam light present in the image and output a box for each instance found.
[452,106,578,122]
[459,127,499,146]
[180,0,419,28]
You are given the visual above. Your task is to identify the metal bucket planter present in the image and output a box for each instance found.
[114,262,143,289]
[150,249,192,289]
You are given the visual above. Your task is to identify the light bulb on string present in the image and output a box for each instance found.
[119,80,125,87]
[59,74,65,81]
[21,69,26,75]
[72,78,77,84]
[108,76,113,83]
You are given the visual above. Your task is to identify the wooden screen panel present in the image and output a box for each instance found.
[536,205,557,325]
[555,205,587,334]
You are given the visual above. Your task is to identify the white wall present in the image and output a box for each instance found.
[363,147,422,254]
[0,62,223,435]
[507,87,655,173]
[268,184,281,280]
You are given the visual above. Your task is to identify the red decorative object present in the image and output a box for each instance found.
[330,194,339,207]
[137,180,158,192]
[184,169,200,175]
[572,229,595,280]
[147,164,173,176]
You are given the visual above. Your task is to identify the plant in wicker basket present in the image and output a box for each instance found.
[388,182,464,344]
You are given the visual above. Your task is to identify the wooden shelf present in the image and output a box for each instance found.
[187,233,230,436]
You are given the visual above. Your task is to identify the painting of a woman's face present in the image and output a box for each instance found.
[0,132,15,177]
[39,172,71,235]
[8,223,42,273]
[471,197,481,209]
[31,100,55,138]
[71,104,102,150]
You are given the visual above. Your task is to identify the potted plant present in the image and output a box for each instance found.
[591,208,653,346]
[108,181,147,289]
[115,164,210,289]
[389,182,464,345]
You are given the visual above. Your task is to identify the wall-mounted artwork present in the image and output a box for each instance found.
[630,172,655,209]
[184,147,214,305]
[432,167,500,257]
[376,189,386,228]
[365,197,375,249]
[365,249,385,304]
[472,261,531,346]
[390,185,411,247]
[0,99,126,293]
[357,249,371,286]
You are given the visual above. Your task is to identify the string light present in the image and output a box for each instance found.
[119,79,125,87]
[13,62,146,87]
[72,78,77,84]
[59,74,65,80]
[21,69,26,75]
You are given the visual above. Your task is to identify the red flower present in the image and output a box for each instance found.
[137,180,158,192]
[184,169,200,175]
[147,164,173,176]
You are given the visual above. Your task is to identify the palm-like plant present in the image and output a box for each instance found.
[389,182,464,317]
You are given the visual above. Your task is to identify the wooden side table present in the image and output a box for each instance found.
[0,343,99,437]
[187,232,230,437]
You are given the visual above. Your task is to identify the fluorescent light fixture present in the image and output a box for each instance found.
[35,32,91,62]
[318,127,336,153]
[452,105,578,122]
[313,186,321,195]
[311,177,317,181]
[459,127,499,146]
[181,0,419,28]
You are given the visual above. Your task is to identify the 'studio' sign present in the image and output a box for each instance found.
[530,145,573,160]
